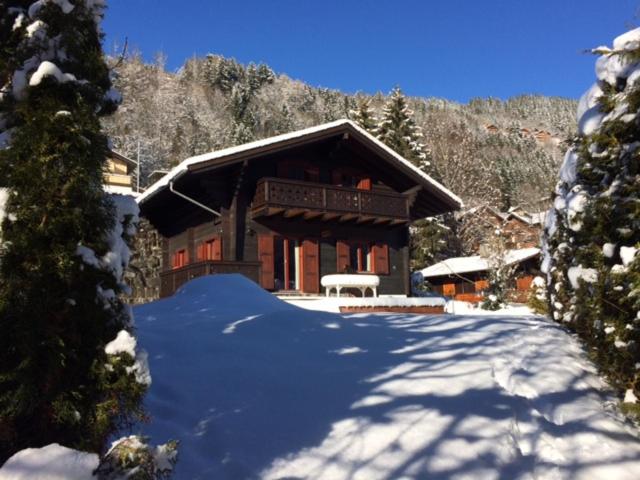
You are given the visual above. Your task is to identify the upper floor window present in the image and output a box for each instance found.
[278,161,319,183]
[332,168,371,190]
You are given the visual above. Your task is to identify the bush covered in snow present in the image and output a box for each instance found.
[543,28,640,414]
[527,275,548,315]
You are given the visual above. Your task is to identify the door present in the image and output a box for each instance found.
[274,236,300,291]
[258,234,275,290]
[301,239,320,293]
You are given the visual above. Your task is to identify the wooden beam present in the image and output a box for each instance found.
[321,213,340,222]
[283,208,306,218]
[338,214,358,223]
[390,219,409,226]
[373,218,393,225]
[303,211,324,220]
[356,216,377,224]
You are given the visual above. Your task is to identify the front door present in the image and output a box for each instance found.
[274,236,300,291]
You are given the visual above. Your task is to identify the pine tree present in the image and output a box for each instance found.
[349,96,377,133]
[0,0,147,460]
[376,87,430,171]
[542,28,640,413]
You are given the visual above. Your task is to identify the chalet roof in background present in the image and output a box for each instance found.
[136,119,463,211]
[418,247,541,278]
[108,149,137,167]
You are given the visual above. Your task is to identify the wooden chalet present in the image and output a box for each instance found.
[105,150,137,195]
[137,119,462,298]
[417,247,541,303]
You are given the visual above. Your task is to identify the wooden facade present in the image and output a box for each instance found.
[426,255,540,303]
[105,150,137,195]
[138,120,461,297]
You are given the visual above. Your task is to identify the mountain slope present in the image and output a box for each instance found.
[103,53,576,210]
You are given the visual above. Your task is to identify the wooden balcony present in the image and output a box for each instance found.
[159,260,261,298]
[251,177,410,225]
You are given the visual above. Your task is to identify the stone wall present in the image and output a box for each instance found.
[125,218,163,304]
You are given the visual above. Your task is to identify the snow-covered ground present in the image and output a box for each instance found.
[128,275,640,479]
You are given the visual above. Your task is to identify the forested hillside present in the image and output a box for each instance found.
[103,53,577,211]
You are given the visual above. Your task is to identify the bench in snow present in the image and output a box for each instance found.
[321,274,380,298]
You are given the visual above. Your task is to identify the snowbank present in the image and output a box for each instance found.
[0,444,98,480]
[132,274,640,479]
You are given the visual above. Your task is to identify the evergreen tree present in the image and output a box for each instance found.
[376,87,430,171]
[0,0,148,460]
[349,96,377,133]
[542,28,640,413]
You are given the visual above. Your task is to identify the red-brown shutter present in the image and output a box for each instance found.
[212,237,222,260]
[258,234,275,290]
[357,177,371,190]
[305,166,320,182]
[443,283,456,297]
[332,170,343,185]
[336,240,350,272]
[301,239,320,293]
[372,243,389,274]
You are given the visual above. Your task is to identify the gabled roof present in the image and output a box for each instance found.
[136,119,463,213]
[417,247,540,278]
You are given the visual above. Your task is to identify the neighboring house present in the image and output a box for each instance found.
[460,205,543,254]
[137,119,462,298]
[417,247,541,303]
[105,150,137,195]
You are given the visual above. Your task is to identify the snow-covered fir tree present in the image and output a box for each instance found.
[542,28,640,413]
[0,0,150,461]
[349,95,377,133]
[376,87,430,171]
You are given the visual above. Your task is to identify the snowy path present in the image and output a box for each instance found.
[133,276,640,479]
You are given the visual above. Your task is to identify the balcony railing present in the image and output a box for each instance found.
[252,177,410,221]
[160,260,261,298]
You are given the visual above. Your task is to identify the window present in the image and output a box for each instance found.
[172,249,188,269]
[331,169,371,190]
[196,237,222,261]
[337,241,388,274]
[278,161,319,182]
[349,242,371,272]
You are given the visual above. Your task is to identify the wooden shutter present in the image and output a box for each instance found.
[212,237,222,260]
[336,240,350,272]
[305,166,320,182]
[443,283,456,297]
[301,239,320,293]
[516,275,533,292]
[172,249,187,269]
[357,177,372,190]
[372,243,389,274]
[258,234,275,290]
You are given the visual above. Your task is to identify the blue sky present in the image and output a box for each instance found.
[103,1,639,103]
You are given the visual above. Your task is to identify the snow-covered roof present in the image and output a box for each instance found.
[418,247,541,278]
[136,119,463,208]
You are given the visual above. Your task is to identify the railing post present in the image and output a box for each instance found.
[264,180,269,203]
[358,191,362,214]
[322,186,327,209]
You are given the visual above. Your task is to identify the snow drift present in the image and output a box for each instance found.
[132,274,640,479]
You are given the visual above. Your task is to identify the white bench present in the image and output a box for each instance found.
[321,274,380,298]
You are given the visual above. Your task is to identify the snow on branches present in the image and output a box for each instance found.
[542,27,640,410]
